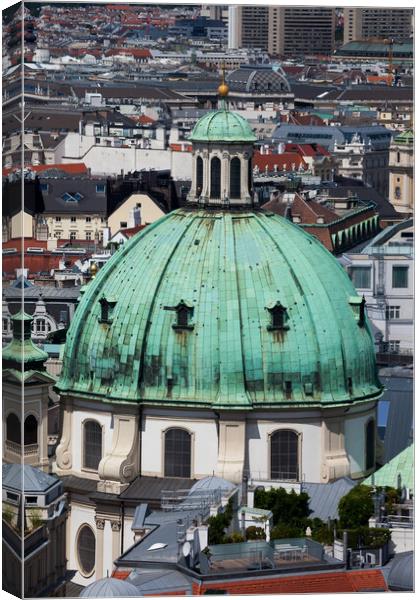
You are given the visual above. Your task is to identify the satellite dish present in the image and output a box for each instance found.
[182,541,191,557]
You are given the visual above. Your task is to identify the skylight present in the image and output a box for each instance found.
[147,543,167,551]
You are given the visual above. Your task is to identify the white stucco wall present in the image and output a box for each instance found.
[247,415,322,484]
[171,150,193,179]
[141,410,219,478]
[390,528,414,554]
[102,520,113,577]
[61,132,192,179]
[122,515,136,554]
[68,502,97,586]
[71,408,113,475]
[344,410,376,477]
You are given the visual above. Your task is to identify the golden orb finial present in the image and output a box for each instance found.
[218,82,229,97]
[218,62,229,98]
[90,261,98,278]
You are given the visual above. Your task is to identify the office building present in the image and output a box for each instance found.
[268,7,335,57]
[228,5,269,51]
[343,8,413,44]
[229,6,335,56]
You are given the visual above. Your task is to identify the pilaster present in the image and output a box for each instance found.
[111,520,122,562]
[95,518,105,580]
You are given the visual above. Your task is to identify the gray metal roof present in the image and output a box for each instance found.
[4,285,81,300]
[128,568,191,594]
[40,178,108,215]
[272,123,391,151]
[379,373,413,463]
[2,464,60,493]
[189,475,236,493]
[120,475,196,501]
[362,218,413,250]
[79,578,140,597]
[386,552,414,591]
[132,504,150,530]
[227,65,291,93]
[302,477,356,521]
[327,185,400,219]
[119,520,181,564]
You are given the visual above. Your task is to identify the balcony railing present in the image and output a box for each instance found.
[5,440,39,457]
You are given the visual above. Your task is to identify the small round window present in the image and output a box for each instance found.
[77,525,96,576]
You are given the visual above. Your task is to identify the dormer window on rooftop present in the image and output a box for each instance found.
[349,296,366,327]
[98,296,117,324]
[62,192,83,202]
[165,300,194,331]
[266,302,289,331]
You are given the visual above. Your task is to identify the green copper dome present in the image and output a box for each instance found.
[189,109,257,143]
[57,209,382,409]
[394,129,413,145]
[3,311,49,371]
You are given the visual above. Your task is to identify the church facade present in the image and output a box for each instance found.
[51,87,383,584]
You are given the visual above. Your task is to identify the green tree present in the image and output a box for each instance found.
[245,526,266,540]
[308,518,334,545]
[271,522,303,540]
[255,487,311,528]
[338,485,374,529]
[207,499,234,545]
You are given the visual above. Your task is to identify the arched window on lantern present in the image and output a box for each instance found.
[196,156,203,196]
[6,413,21,445]
[230,157,241,199]
[270,429,299,481]
[164,428,191,478]
[210,157,221,199]
[24,415,38,445]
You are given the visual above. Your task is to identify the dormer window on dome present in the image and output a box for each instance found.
[349,296,366,327]
[165,300,194,331]
[266,301,289,331]
[98,296,117,324]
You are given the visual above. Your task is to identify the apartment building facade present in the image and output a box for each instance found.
[344,219,413,358]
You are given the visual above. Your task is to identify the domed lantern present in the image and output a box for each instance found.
[187,75,257,207]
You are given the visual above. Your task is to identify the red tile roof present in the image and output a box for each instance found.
[367,75,392,85]
[194,569,387,595]
[120,225,147,238]
[104,48,152,59]
[170,143,192,152]
[3,163,88,177]
[253,152,307,173]
[3,238,48,250]
[291,193,338,223]
[130,114,156,125]
[284,143,330,157]
[111,570,131,580]
[289,113,327,126]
